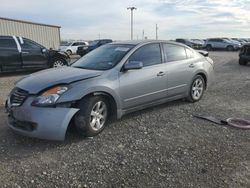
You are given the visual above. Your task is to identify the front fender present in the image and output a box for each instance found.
[57,79,122,114]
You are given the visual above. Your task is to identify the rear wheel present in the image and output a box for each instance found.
[187,75,205,102]
[74,96,109,137]
[239,58,248,66]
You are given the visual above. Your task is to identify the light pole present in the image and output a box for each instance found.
[156,24,158,40]
[127,7,137,40]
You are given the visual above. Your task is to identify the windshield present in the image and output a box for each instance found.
[72,44,135,70]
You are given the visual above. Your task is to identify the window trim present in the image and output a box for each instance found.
[125,42,163,68]
[185,47,194,59]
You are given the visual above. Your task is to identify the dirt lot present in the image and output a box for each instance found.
[0,52,250,188]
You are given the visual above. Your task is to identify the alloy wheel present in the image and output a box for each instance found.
[53,60,65,68]
[191,78,204,100]
[89,101,108,131]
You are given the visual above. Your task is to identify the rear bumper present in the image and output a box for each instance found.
[6,97,79,141]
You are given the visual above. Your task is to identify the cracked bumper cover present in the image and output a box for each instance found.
[6,97,79,141]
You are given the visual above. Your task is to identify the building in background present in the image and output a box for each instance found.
[0,17,61,49]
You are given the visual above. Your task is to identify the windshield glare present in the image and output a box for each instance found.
[72,44,134,70]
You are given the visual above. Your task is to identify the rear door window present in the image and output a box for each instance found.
[163,43,187,62]
[0,38,17,49]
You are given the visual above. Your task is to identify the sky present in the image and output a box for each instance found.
[1,0,250,40]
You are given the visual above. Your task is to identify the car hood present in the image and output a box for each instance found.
[16,67,103,94]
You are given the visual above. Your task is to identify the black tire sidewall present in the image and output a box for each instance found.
[188,75,205,102]
[74,96,109,137]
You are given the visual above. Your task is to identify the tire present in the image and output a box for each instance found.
[51,59,67,68]
[187,75,205,103]
[227,45,234,51]
[74,96,109,137]
[239,58,247,66]
[206,45,212,51]
[66,50,72,55]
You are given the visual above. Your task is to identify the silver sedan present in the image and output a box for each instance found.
[5,40,214,140]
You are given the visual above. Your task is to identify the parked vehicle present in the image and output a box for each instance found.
[222,38,242,46]
[239,44,250,65]
[191,39,206,48]
[60,41,89,55]
[232,38,248,45]
[5,40,214,140]
[0,36,70,73]
[77,39,112,57]
[176,39,203,49]
[205,38,242,51]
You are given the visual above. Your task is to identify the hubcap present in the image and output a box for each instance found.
[192,78,204,100]
[53,60,65,68]
[90,101,107,131]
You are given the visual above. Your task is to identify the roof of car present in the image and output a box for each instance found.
[111,40,185,46]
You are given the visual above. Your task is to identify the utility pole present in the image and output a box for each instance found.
[156,24,158,40]
[127,7,137,40]
[142,29,144,40]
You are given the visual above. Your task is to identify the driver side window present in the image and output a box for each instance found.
[128,43,162,67]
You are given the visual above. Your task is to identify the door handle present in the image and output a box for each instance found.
[189,63,195,68]
[22,51,29,54]
[157,72,165,76]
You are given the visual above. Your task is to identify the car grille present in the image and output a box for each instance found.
[10,88,29,107]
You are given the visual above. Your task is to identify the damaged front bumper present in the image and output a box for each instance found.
[5,97,79,141]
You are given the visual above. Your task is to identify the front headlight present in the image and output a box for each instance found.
[32,86,68,106]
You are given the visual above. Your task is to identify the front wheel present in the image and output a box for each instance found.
[74,96,109,137]
[51,59,67,68]
[227,45,234,51]
[187,75,205,102]
[206,45,212,51]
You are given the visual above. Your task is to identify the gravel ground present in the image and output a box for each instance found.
[0,52,250,188]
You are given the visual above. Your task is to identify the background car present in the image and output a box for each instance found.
[6,40,214,140]
[0,36,70,73]
[176,38,203,49]
[77,39,112,57]
[60,41,89,55]
[239,44,250,65]
[205,38,242,51]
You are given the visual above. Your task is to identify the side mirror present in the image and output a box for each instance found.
[124,61,143,70]
[41,48,47,53]
[197,50,209,57]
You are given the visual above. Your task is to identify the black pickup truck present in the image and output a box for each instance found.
[0,36,70,73]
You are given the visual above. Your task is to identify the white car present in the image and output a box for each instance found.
[60,41,89,55]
